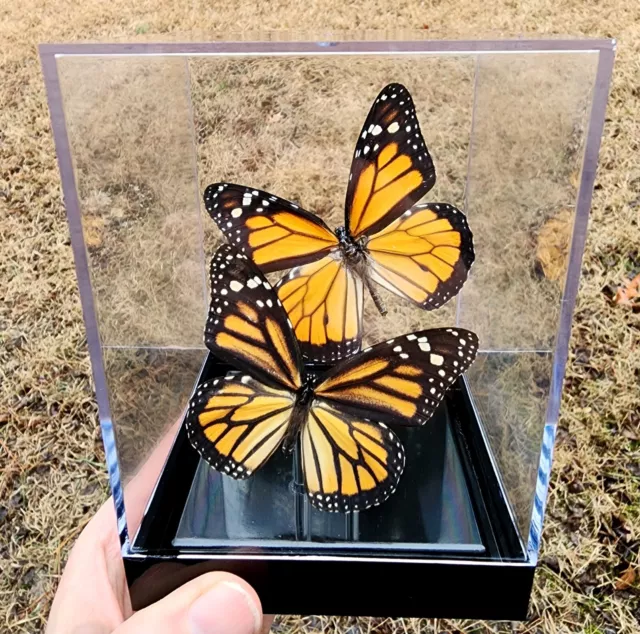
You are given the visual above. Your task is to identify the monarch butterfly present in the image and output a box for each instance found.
[205,83,475,363]
[186,244,478,512]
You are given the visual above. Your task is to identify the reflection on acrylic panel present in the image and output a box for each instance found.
[459,53,598,352]
[103,347,207,536]
[467,352,554,541]
[175,407,482,553]
[190,55,477,346]
[57,57,207,348]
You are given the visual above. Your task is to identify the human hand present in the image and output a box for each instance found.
[46,496,270,634]
[46,421,272,633]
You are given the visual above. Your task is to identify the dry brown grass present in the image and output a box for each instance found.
[1,1,640,633]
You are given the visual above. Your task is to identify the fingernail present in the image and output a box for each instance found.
[188,581,262,634]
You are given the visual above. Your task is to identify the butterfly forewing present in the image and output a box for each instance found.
[367,202,475,310]
[205,183,339,272]
[206,244,303,391]
[276,252,364,363]
[345,83,436,239]
[186,372,295,478]
[302,400,405,512]
[314,328,478,426]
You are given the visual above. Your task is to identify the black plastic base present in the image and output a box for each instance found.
[123,354,534,619]
[125,553,535,619]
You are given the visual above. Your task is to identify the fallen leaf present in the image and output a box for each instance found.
[614,272,640,306]
[83,216,106,248]
[615,564,636,590]
[535,209,573,282]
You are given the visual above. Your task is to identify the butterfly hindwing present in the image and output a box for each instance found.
[302,400,404,512]
[186,372,295,478]
[345,83,436,239]
[367,202,475,310]
[206,244,303,391]
[204,183,339,272]
[276,252,364,363]
[314,328,479,426]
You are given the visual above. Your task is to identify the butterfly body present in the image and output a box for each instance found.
[335,225,366,260]
[205,83,475,363]
[187,244,479,512]
[282,379,316,453]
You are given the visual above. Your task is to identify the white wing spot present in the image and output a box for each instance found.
[231,207,243,218]
[393,346,402,352]
[406,334,417,341]
[430,354,444,366]
[419,342,431,352]
[387,122,400,134]
[229,280,243,292]
[371,124,382,136]
[257,300,264,308]
[400,353,409,359]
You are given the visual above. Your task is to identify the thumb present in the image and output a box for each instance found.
[115,571,264,634]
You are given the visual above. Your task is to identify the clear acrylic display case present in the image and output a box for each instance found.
[41,37,615,619]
